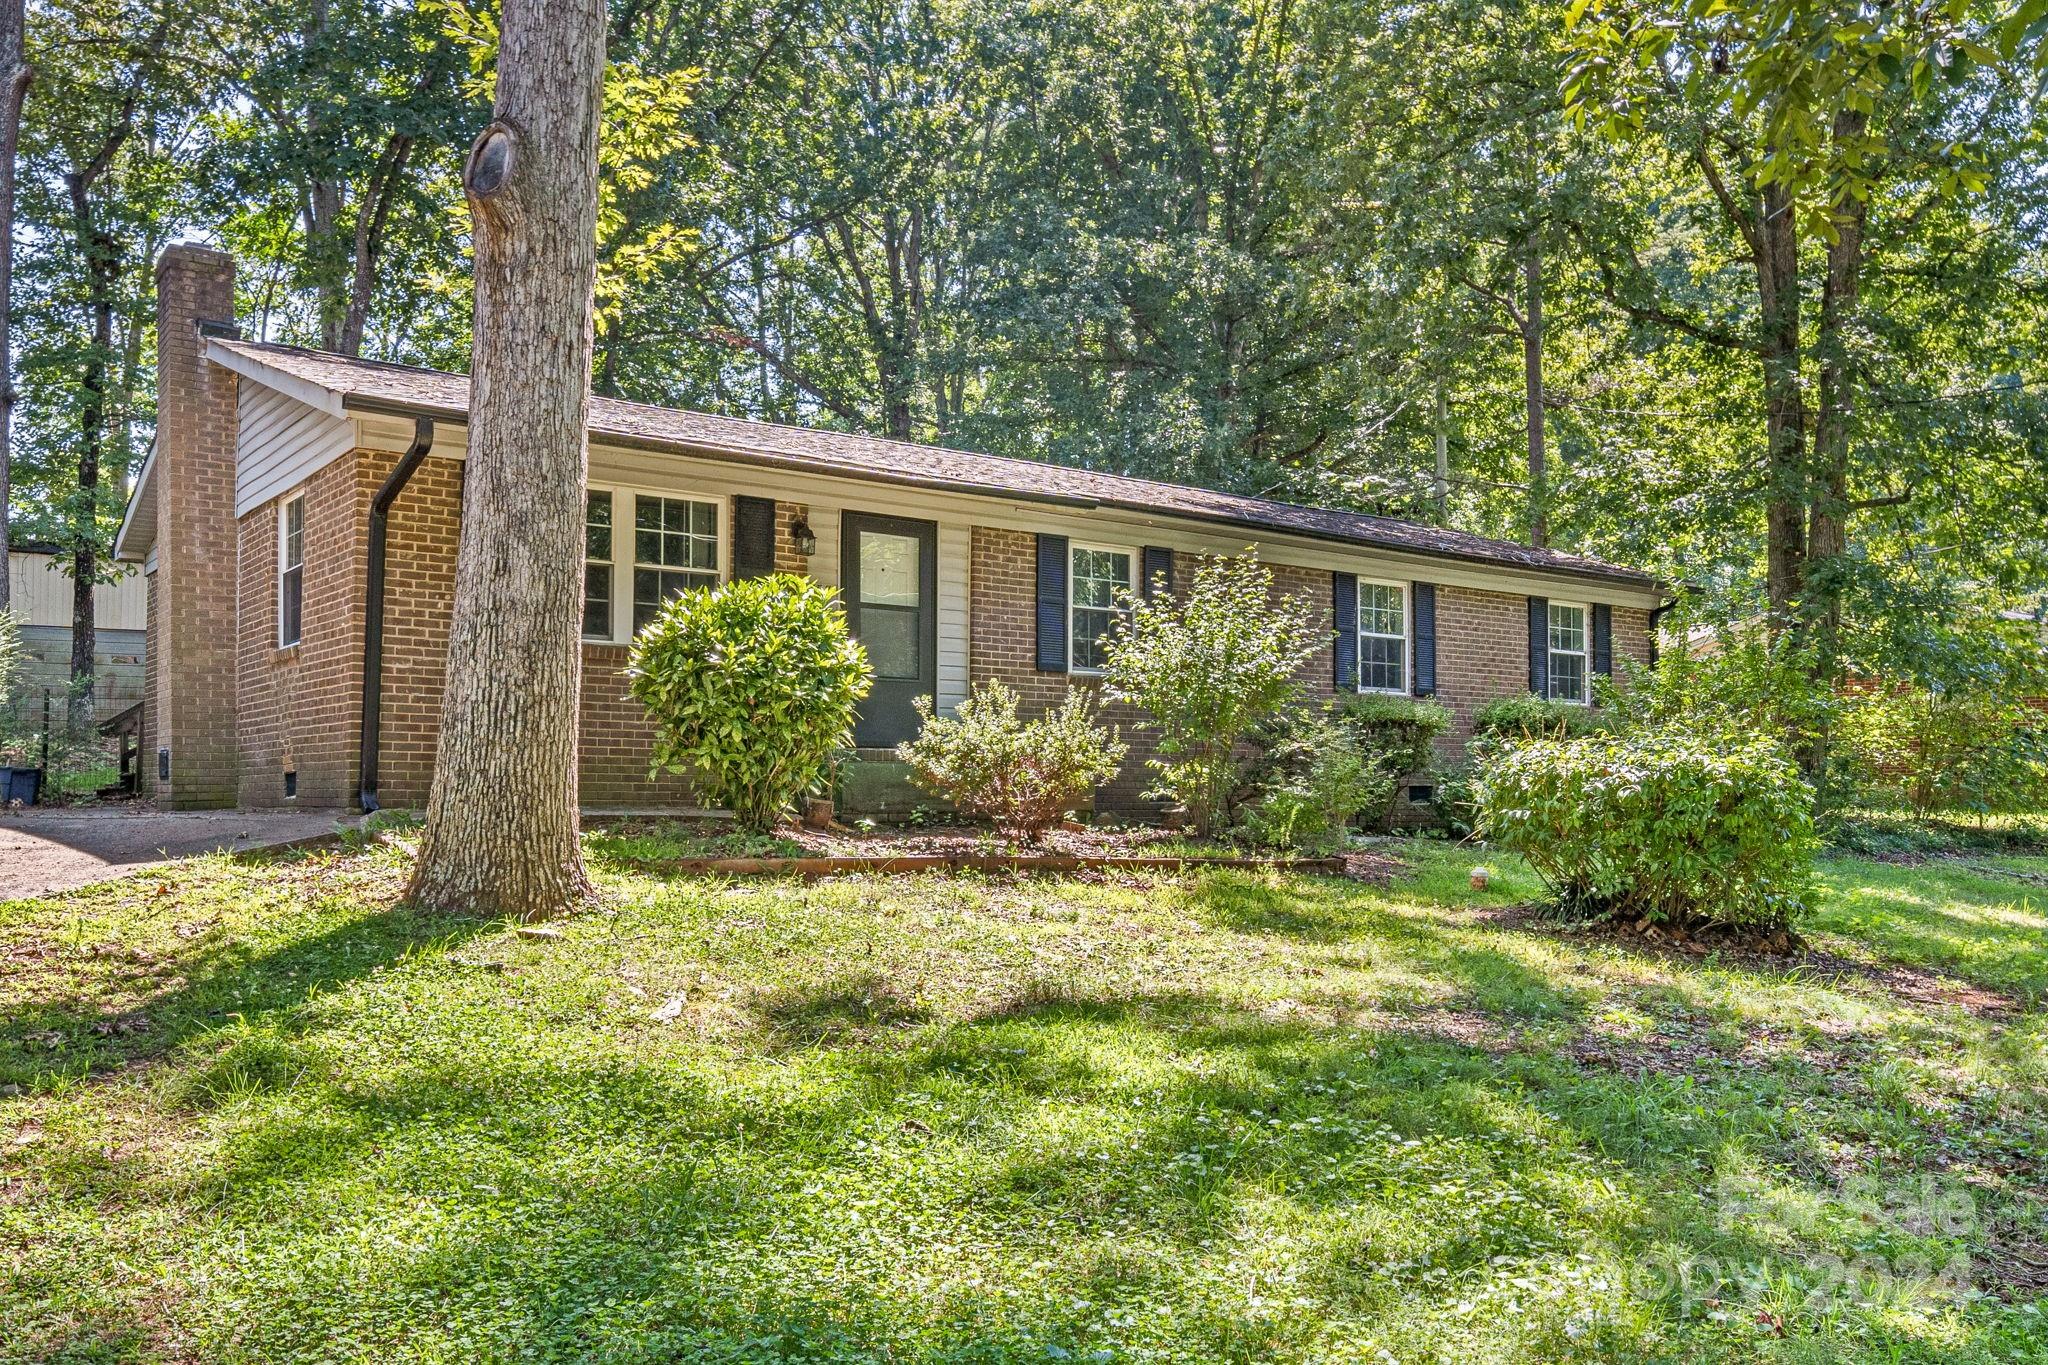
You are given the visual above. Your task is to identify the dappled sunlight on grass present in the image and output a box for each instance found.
[4,835,2048,1361]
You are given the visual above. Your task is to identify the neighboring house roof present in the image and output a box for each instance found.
[195,338,1659,590]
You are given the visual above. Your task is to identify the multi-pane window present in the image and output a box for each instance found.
[583,490,614,639]
[1069,545,1133,672]
[1548,602,1588,703]
[1358,582,1407,693]
[632,495,719,633]
[277,493,305,647]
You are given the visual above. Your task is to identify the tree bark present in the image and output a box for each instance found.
[1756,180,1807,630]
[64,103,138,739]
[0,0,28,615]
[406,0,605,918]
[1521,227,1547,548]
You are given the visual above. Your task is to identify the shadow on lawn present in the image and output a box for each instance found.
[0,882,496,1094]
[140,979,1990,1362]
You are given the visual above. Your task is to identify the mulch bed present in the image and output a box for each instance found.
[607,819,1404,883]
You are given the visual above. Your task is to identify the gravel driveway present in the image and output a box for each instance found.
[0,807,356,899]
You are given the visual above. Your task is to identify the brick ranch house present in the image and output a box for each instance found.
[116,245,1667,815]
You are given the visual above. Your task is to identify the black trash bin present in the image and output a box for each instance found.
[2,766,44,806]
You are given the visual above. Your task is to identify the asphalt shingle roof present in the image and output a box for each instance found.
[214,338,1658,590]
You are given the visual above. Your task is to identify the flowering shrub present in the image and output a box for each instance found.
[897,680,1126,842]
[1476,730,1815,930]
[628,574,871,832]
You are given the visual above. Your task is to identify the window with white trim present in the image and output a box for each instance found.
[583,490,614,640]
[1069,544,1133,672]
[1357,581,1407,693]
[632,494,719,633]
[1548,602,1588,703]
[277,492,305,647]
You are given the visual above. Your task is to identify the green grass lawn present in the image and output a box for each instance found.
[5,833,2048,1363]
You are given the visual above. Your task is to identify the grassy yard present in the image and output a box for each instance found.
[4,832,2048,1363]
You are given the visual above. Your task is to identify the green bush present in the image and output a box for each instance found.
[628,574,872,832]
[1233,706,1390,853]
[897,680,1127,842]
[1606,630,1836,759]
[1337,693,1452,829]
[1104,551,1325,838]
[1471,692,1615,744]
[1836,688,2048,821]
[1475,730,1816,931]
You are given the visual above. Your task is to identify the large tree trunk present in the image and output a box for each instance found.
[0,0,27,615]
[65,175,121,739]
[1520,228,1547,548]
[406,0,605,918]
[1756,180,1807,630]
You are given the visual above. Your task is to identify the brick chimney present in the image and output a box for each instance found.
[148,245,240,808]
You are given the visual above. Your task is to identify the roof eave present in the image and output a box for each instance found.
[112,438,158,564]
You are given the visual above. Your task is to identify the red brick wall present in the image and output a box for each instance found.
[236,455,364,807]
[151,246,241,807]
[1433,585,1532,748]
[968,534,1655,810]
[223,455,1655,815]
[262,460,780,811]
[967,530,1346,810]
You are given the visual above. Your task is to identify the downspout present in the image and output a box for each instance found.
[359,417,436,812]
[1647,595,1681,666]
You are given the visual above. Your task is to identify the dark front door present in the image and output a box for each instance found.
[841,511,939,747]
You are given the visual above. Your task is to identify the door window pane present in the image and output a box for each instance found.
[859,531,921,606]
[861,605,920,679]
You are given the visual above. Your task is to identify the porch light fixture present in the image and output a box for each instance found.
[789,512,817,558]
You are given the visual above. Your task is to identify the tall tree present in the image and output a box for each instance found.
[16,1,189,734]
[406,0,606,917]
[1568,0,2048,633]
[201,0,474,356]
[0,0,29,615]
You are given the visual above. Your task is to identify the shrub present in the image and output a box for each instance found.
[1104,550,1325,838]
[897,680,1127,842]
[1836,688,2048,822]
[1234,706,1389,853]
[628,573,872,832]
[1337,693,1452,829]
[1605,630,1836,759]
[1475,730,1816,931]
[1471,692,1615,744]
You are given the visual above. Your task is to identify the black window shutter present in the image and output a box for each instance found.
[1141,545,1174,601]
[1528,596,1549,696]
[1036,534,1069,672]
[1411,582,1437,696]
[1592,603,1613,677]
[732,495,777,580]
[1332,571,1358,691]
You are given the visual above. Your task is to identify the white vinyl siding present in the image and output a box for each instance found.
[1548,602,1588,703]
[235,383,354,517]
[1357,580,1407,693]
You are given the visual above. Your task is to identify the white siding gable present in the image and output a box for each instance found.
[235,382,355,517]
